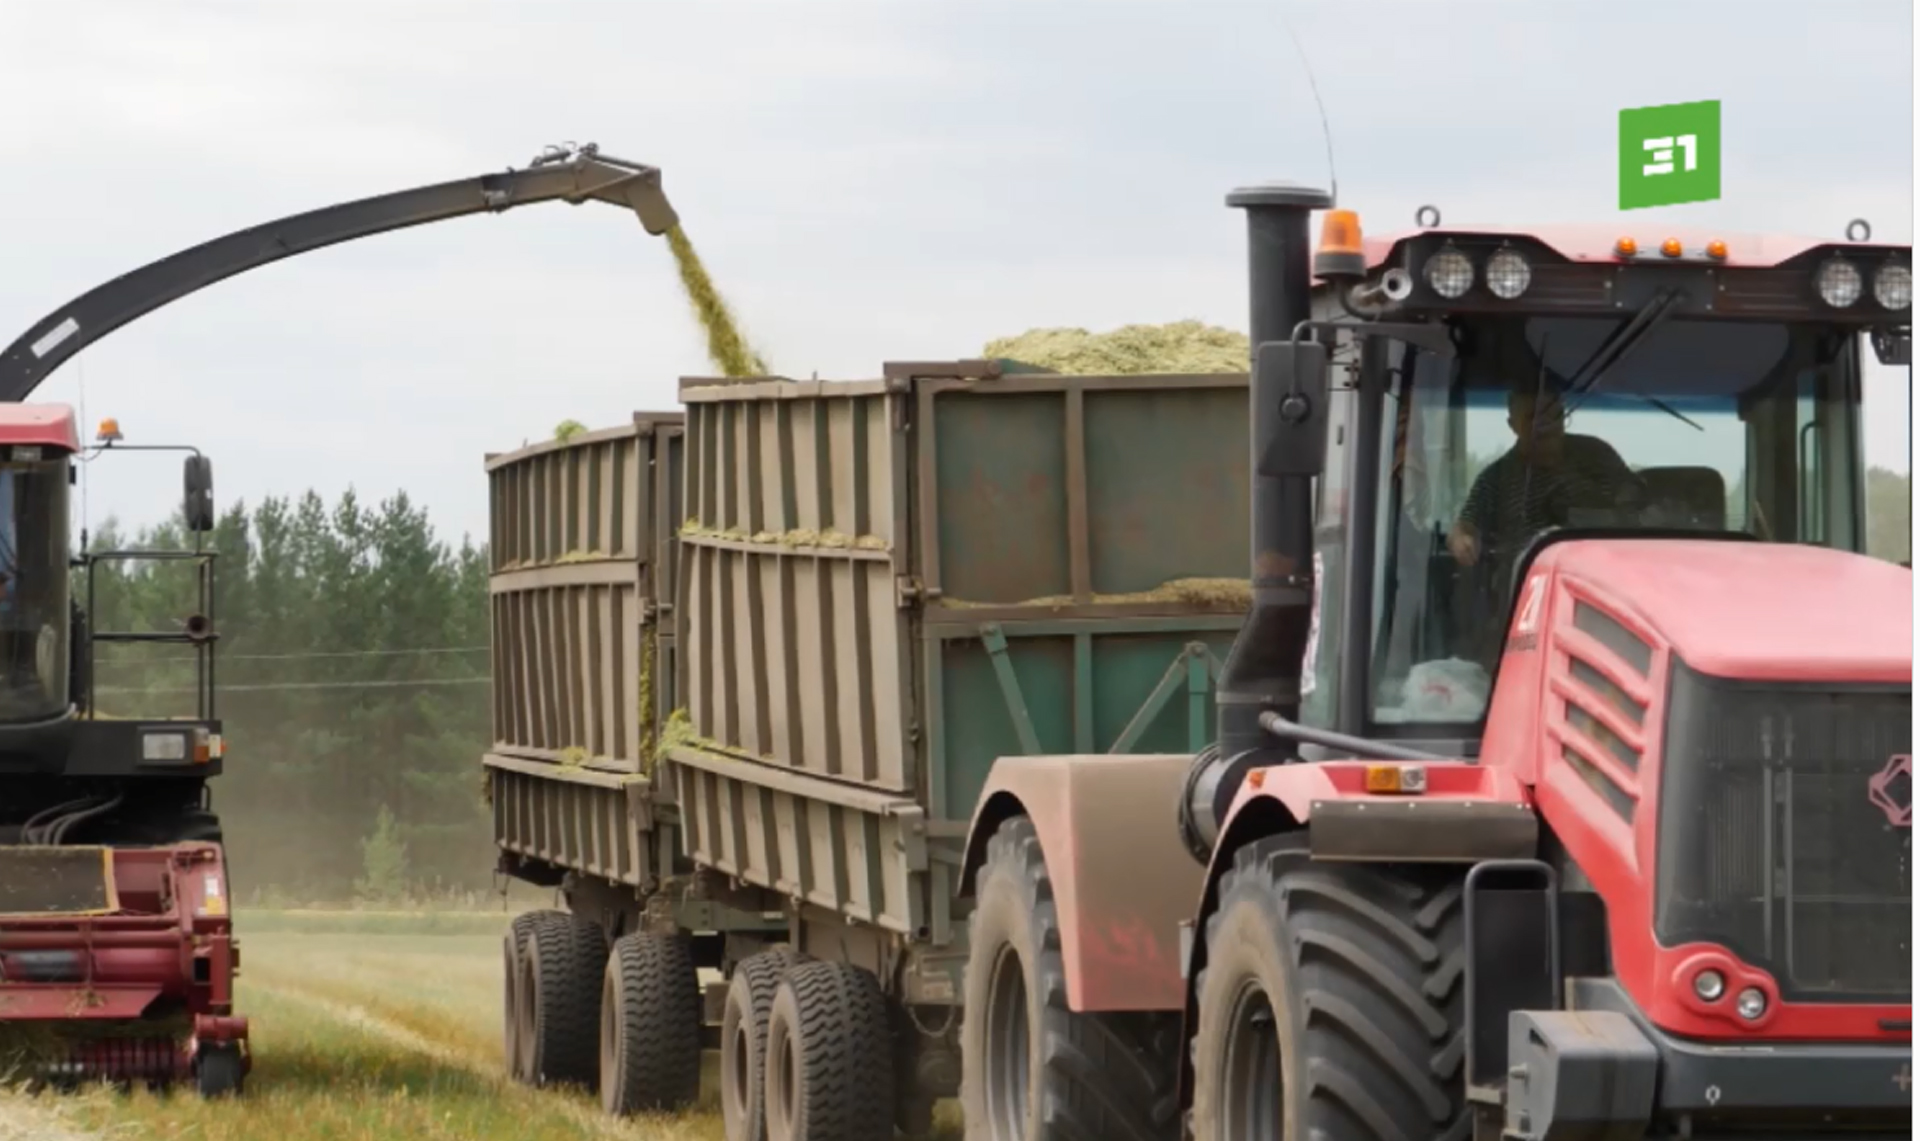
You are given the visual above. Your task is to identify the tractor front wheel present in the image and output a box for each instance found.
[1189,840,1467,1141]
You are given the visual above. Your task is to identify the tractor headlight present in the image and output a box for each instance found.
[1816,258,1863,308]
[1874,264,1911,310]
[1424,248,1475,299]
[1484,250,1532,300]
[1692,969,1726,1002]
[1735,987,1768,1020]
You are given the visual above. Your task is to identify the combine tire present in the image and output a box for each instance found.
[960,816,1181,1141]
[519,910,609,1089]
[1188,839,1467,1141]
[763,959,895,1141]
[599,930,703,1116]
[721,946,798,1141]
[194,1045,245,1098]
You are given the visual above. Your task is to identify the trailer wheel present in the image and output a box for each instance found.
[960,816,1181,1141]
[763,959,895,1141]
[502,912,545,1084]
[599,930,703,1116]
[519,910,606,1089]
[721,946,797,1141]
[1189,840,1466,1141]
[194,1045,245,1098]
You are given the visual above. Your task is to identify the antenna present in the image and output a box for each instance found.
[1279,9,1339,204]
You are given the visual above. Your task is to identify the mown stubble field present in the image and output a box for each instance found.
[3,911,735,1141]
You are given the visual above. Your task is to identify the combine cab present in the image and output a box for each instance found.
[0,407,246,1093]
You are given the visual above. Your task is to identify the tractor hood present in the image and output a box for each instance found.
[1543,539,1911,686]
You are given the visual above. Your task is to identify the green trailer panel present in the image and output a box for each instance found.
[669,362,1251,945]
[925,616,1242,823]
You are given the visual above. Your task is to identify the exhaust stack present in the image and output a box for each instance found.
[1181,182,1332,862]
[1215,182,1333,760]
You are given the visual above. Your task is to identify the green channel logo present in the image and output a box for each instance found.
[1619,100,1721,211]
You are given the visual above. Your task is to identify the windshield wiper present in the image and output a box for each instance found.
[1560,289,1702,432]
[1564,289,1681,398]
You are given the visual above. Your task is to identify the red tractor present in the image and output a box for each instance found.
[0,408,247,1094]
[961,188,1912,1139]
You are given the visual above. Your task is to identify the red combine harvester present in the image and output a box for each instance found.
[961,190,1911,1139]
[0,406,247,1094]
[0,142,676,1094]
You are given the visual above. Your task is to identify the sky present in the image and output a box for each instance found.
[0,0,1911,548]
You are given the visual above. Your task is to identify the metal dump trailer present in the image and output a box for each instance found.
[487,362,1252,1135]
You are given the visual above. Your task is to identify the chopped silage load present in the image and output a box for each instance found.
[666,226,769,378]
[983,319,1249,375]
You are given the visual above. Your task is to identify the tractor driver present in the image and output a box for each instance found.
[1445,385,1640,574]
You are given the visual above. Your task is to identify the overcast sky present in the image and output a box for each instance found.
[0,0,1911,548]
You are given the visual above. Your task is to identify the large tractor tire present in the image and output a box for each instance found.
[763,959,896,1141]
[600,930,704,1116]
[960,816,1181,1141]
[1188,839,1467,1141]
[721,946,799,1141]
[518,910,609,1090]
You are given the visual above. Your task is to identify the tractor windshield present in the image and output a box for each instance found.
[1355,316,1865,730]
[0,456,70,722]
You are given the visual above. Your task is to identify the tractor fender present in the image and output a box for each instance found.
[1173,760,1540,1111]
[1213,759,1538,869]
[960,753,1200,1014]
[1188,760,1539,976]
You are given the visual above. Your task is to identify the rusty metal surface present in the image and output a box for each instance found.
[0,847,117,916]
[485,754,656,888]
[963,753,1199,1013]
[675,367,1251,799]
[678,384,914,790]
[487,414,683,774]
[1307,798,1540,862]
[665,743,926,935]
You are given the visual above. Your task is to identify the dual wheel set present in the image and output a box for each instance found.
[501,909,703,1115]
[500,907,903,1140]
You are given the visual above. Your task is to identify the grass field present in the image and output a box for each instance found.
[3,910,731,1141]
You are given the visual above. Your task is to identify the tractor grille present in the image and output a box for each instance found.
[1655,663,1911,1002]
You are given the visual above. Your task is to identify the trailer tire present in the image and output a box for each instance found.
[722,947,797,1141]
[763,959,895,1141]
[599,930,703,1116]
[1188,840,1466,1141]
[960,816,1180,1141]
[194,1045,245,1099]
[520,910,605,1089]
[502,912,545,1084]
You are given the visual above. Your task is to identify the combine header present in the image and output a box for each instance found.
[0,845,244,1091]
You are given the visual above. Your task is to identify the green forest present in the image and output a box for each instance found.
[85,492,492,904]
[84,470,1911,904]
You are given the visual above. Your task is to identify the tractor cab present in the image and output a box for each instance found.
[1289,213,1912,753]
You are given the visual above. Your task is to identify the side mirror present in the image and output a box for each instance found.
[1252,339,1331,478]
[183,455,215,533]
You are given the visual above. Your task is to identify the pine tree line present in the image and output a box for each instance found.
[82,490,493,902]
